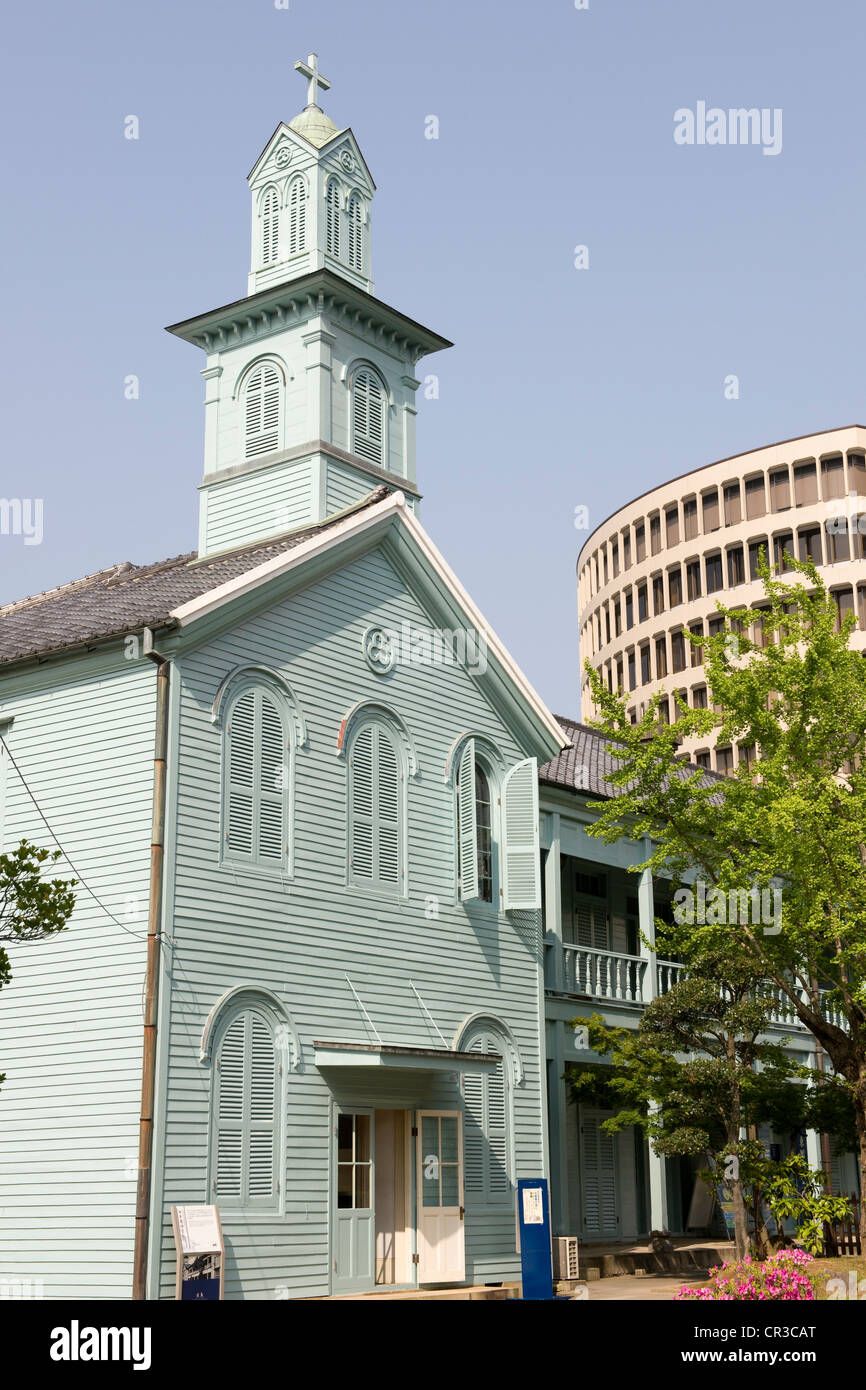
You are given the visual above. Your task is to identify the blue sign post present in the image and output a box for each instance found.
[517,1178,553,1300]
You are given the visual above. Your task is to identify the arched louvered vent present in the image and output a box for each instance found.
[461,1029,511,1203]
[347,193,363,271]
[244,362,282,459]
[348,722,403,892]
[212,1009,278,1208]
[351,367,385,466]
[225,686,288,866]
[261,187,279,266]
[326,178,341,258]
[288,177,306,255]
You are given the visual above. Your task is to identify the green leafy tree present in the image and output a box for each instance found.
[0,841,76,1088]
[583,553,866,1239]
[759,1152,852,1254]
[570,947,798,1258]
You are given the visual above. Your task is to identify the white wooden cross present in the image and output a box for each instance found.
[294,52,331,108]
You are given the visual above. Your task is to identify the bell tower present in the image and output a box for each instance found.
[247,53,375,298]
[167,53,450,559]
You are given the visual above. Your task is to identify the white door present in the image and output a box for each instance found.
[581,1108,619,1239]
[416,1110,466,1283]
[333,1109,375,1294]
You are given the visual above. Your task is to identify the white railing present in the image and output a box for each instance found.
[561,944,647,1004]
[759,984,850,1033]
[547,942,852,1035]
[757,983,802,1028]
[656,959,685,995]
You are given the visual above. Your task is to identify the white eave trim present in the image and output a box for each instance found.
[398,504,568,751]
[169,491,568,752]
[170,491,404,625]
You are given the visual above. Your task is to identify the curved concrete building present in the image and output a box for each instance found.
[577,425,866,769]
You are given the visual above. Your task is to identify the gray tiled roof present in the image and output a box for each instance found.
[0,487,392,667]
[540,716,626,798]
[541,714,722,799]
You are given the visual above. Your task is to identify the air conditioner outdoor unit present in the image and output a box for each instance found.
[552,1235,580,1281]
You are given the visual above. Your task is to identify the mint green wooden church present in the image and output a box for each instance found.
[0,56,570,1299]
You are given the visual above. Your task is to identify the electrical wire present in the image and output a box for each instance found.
[0,733,148,942]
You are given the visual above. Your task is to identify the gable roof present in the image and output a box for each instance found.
[0,486,569,755]
[170,489,568,753]
[0,487,393,668]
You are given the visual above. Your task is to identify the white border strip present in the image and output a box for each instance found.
[170,492,404,625]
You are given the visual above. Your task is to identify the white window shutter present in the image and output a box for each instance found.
[502,757,541,910]
[247,1015,277,1199]
[215,1015,245,1198]
[245,363,282,459]
[457,739,478,901]
[352,368,384,465]
[262,187,279,266]
[348,193,363,270]
[461,1029,510,1202]
[349,725,375,880]
[288,177,305,254]
[462,1039,485,1195]
[349,723,402,892]
[486,1047,509,1194]
[376,730,401,886]
[214,1011,278,1206]
[326,179,341,257]
[225,687,288,868]
[227,691,256,856]
[258,694,285,861]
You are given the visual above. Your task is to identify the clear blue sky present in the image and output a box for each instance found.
[2,0,865,715]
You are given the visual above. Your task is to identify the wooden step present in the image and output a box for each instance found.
[316,1281,522,1301]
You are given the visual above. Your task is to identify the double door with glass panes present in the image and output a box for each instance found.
[331,1106,466,1293]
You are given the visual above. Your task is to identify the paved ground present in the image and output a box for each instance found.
[571,1272,710,1301]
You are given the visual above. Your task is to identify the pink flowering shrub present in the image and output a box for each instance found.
[676,1248,815,1301]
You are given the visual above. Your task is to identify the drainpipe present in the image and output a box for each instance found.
[132,640,170,1299]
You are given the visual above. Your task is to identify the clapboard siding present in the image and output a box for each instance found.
[203,456,313,554]
[325,456,378,515]
[0,650,155,1298]
[153,542,546,1298]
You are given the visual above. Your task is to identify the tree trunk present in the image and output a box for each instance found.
[752,1189,772,1257]
[728,1094,749,1259]
[855,1066,866,1246]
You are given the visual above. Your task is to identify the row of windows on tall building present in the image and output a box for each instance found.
[260,178,365,271]
[595,583,866,697]
[581,451,866,600]
[584,522,866,658]
[242,359,387,465]
[222,678,500,905]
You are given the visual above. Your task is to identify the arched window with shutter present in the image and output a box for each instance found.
[459,1023,513,1205]
[288,176,306,255]
[456,742,495,904]
[350,365,385,466]
[347,192,363,271]
[261,186,279,266]
[326,177,341,258]
[222,683,289,869]
[347,719,404,894]
[209,1004,280,1209]
[243,360,283,460]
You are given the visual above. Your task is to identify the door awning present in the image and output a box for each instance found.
[313,1040,501,1073]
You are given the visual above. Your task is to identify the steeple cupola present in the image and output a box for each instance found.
[167,52,451,559]
[246,53,375,298]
